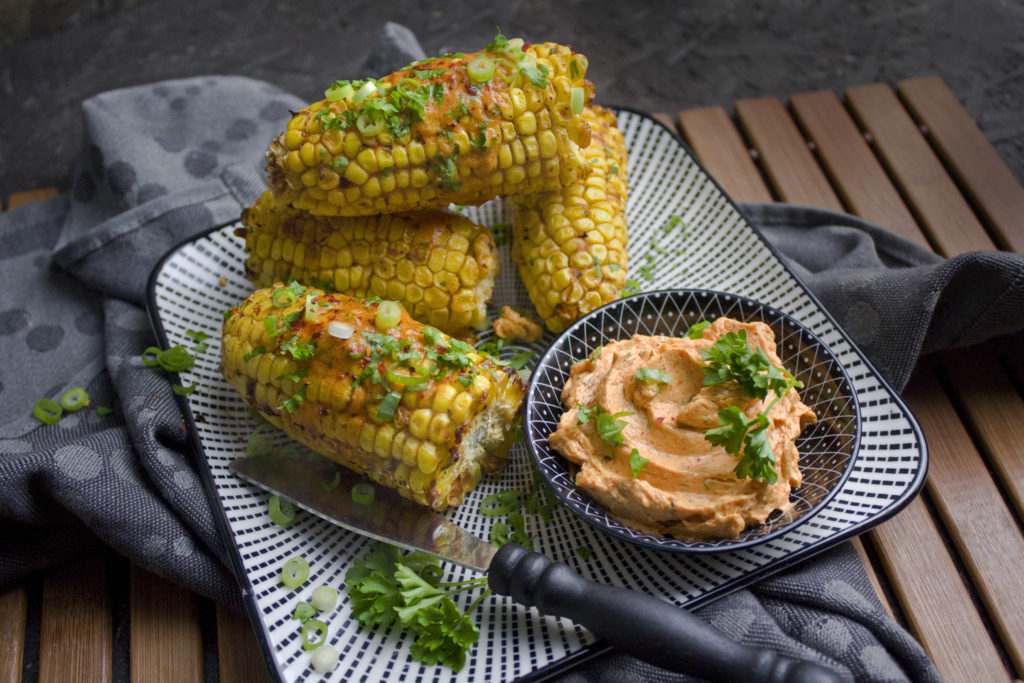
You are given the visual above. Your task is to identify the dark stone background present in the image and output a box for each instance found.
[2,0,1022,200]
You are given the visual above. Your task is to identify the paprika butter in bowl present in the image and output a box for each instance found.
[523,289,860,554]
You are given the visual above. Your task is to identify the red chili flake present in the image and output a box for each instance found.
[656,416,665,423]
[465,85,479,96]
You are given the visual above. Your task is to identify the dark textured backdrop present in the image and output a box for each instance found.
[1,0,1023,200]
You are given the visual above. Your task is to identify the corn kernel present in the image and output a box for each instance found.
[417,441,438,474]
[409,409,431,440]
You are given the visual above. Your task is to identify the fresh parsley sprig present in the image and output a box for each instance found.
[699,329,802,484]
[346,543,489,672]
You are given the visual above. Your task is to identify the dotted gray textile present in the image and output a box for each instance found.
[3,21,1022,682]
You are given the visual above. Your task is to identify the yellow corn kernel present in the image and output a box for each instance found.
[416,441,438,474]
[408,408,431,440]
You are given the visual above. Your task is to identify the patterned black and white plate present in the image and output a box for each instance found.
[147,107,927,683]
[526,289,860,553]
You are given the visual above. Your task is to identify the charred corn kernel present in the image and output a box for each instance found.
[511,105,629,333]
[240,192,498,337]
[265,40,592,216]
[221,285,526,510]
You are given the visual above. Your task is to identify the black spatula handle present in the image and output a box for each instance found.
[488,544,839,683]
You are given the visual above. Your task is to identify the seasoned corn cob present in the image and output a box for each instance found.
[239,191,498,337]
[265,36,593,216]
[510,105,628,333]
[221,284,526,510]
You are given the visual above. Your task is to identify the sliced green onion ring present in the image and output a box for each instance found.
[385,363,431,385]
[310,644,339,673]
[310,586,338,612]
[375,300,402,331]
[280,556,310,589]
[268,494,298,527]
[356,114,386,137]
[33,398,63,425]
[142,346,162,367]
[156,346,195,372]
[60,387,90,412]
[352,80,377,106]
[467,56,496,82]
[376,391,401,422]
[272,287,297,307]
[570,86,584,115]
[301,619,328,650]
[351,482,375,505]
[324,82,353,102]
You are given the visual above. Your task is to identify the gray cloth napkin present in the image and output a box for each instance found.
[3,21,1022,682]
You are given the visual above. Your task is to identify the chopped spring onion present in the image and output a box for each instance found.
[60,387,90,412]
[304,294,318,322]
[310,586,338,612]
[374,300,402,331]
[324,82,354,102]
[272,286,298,308]
[310,644,339,673]
[327,321,355,339]
[467,56,496,82]
[153,346,195,372]
[142,346,162,367]
[356,113,385,137]
[376,391,401,422]
[351,482,375,505]
[33,398,63,425]
[269,494,298,527]
[172,383,196,396]
[385,363,431,385]
[96,405,114,417]
[570,86,584,115]
[352,80,377,106]
[301,618,328,650]
[280,556,310,589]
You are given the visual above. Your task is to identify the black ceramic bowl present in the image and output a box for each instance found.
[523,289,861,553]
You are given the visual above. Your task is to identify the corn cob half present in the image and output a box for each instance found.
[239,191,498,337]
[221,284,526,510]
[266,36,593,216]
[510,105,629,333]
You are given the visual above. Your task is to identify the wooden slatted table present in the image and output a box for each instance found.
[3,74,1023,682]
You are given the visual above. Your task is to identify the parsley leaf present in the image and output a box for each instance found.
[629,448,648,478]
[595,409,633,446]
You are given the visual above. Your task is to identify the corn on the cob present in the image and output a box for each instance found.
[510,105,628,333]
[265,36,593,216]
[221,284,526,510]
[239,191,498,337]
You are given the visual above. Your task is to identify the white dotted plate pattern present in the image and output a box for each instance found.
[147,108,927,683]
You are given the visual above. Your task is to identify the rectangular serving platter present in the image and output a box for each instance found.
[147,108,927,682]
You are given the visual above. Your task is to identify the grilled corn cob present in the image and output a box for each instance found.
[221,284,526,510]
[239,191,498,337]
[265,36,593,216]
[510,105,628,333]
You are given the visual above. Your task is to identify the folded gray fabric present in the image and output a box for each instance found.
[6,22,1024,682]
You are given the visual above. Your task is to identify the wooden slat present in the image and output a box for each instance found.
[676,106,774,203]
[789,90,927,247]
[216,604,273,683]
[38,555,112,683]
[675,105,894,617]
[939,347,1024,519]
[734,97,844,211]
[129,565,203,683]
[0,582,28,683]
[7,187,58,210]
[845,83,998,255]
[898,75,1024,252]
[735,90,1012,681]
[911,356,1024,673]
[867,486,1009,681]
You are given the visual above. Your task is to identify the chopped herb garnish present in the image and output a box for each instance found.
[635,367,672,384]
[686,321,710,339]
[629,448,648,478]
